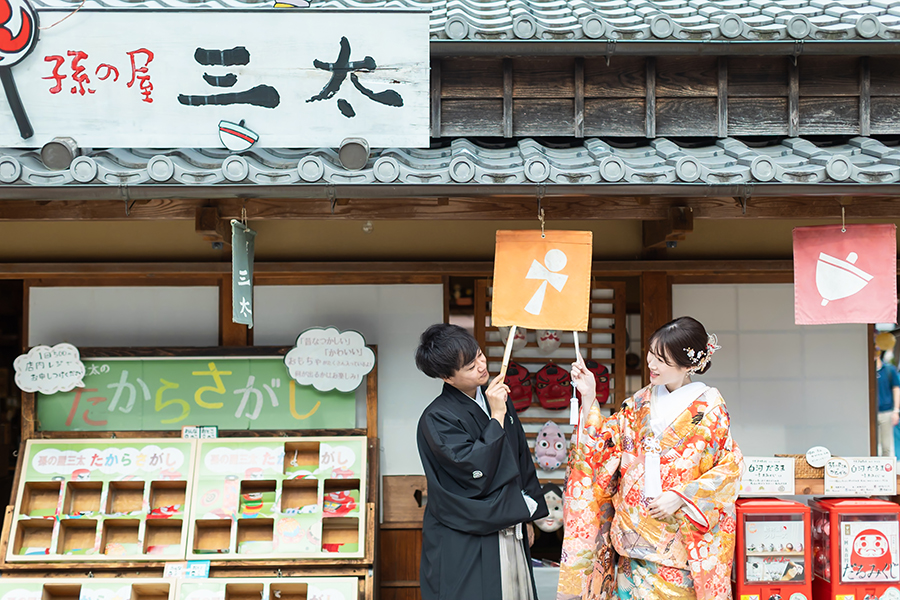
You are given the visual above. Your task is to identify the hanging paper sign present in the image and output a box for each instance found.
[739,456,795,496]
[14,342,85,394]
[492,230,593,331]
[0,9,429,147]
[232,220,256,328]
[824,456,897,496]
[794,224,897,325]
[284,327,376,393]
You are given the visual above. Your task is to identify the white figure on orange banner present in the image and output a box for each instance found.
[525,249,568,315]
[816,251,873,306]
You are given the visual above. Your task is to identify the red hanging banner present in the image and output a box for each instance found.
[793,224,897,325]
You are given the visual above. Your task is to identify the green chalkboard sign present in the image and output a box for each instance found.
[36,357,356,432]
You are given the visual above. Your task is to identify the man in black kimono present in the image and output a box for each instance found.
[415,323,549,600]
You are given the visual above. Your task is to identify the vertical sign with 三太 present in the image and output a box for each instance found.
[232,220,256,328]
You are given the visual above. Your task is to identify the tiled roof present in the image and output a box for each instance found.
[2,137,899,187]
[31,0,900,41]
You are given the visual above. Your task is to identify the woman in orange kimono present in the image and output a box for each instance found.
[558,316,743,600]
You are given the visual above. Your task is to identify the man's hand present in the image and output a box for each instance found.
[892,411,899,427]
[647,491,685,520]
[526,522,535,547]
[485,373,509,427]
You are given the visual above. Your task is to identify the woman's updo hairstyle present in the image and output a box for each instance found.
[648,316,715,375]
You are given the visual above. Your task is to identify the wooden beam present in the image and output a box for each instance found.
[642,206,694,250]
[195,206,230,245]
[6,195,900,222]
[431,59,442,139]
[503,58,513,138]
[574,57,585,138]
[718,57,728,138]
[860,56,871,137]
[646,57,656,138]
[788,56,799,136]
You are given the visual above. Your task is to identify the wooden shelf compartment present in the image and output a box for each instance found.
[130,583,171,600]
[193,519,232,555]
[42,584,82,600]
[13,518,54,556]
[281,479,318,513]
[225,583,264,600]
[106,481,145,515]
[268,582,308,600]
[21,482,63,517]
[57,519,98,555]
[149,481,186,513]
[284,442,320,477]
[144,519,183,556]
[100,518,140,555]
[236,519,274,555]
[322,517,360,555]
[63,482,102,517]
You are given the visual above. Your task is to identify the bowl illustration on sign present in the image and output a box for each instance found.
[816,251,873,306]
[218,120,259,152]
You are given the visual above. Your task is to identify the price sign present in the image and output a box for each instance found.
[825,457,897,496]
[739,457,795,496]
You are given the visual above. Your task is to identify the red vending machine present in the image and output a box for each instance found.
[809,498,900,600]
[734,498,813,600]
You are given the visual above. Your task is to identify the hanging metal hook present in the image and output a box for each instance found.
[842,205,846,233]
[241,205,247,227]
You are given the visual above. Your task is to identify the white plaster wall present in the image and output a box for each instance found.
[673,283,870,457]
[29,286,219,347]
[253,284,444,476]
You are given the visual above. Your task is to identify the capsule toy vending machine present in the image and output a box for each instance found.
[734,498,813,600]
[809,498,900,600]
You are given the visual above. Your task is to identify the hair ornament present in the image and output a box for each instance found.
[683,333,720,373]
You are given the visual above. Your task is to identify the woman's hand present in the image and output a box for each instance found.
[647,491,685,520]
[571,353,595,423]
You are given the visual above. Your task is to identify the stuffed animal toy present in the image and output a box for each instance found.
[535,363,571,410]
[534,420,567,471]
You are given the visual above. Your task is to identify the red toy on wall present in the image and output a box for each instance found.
[733,498,813,600]
[809,497,900,600]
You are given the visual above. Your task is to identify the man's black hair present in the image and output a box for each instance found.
[415,323,481,380]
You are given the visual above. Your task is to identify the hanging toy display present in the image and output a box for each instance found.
[498,326,528,351]
[535,363,571,410]
[575,359,610,405]
[534,483,564,533]
[536,329,561,354]
[504,361,534,412]
[534,420,567,471]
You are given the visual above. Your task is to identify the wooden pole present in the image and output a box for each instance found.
[570,331,581,425]
[497,325,517,380]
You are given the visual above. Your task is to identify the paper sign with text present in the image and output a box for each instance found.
[284,327,375,393]
[739,457,795,496]
[14,343,85,394]
[492,230,593,331]
[825,456,897,496]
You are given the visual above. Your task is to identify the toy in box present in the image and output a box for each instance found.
[186,436,367,559]
[809,497,900,600]
[7,439,195,562]
[733,498,812,600]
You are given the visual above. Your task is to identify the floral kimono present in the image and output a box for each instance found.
[558,383,743,600]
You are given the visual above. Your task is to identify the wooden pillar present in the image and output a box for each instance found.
[503,58,513,138]
[860,56,871,137]
[640,272,671,381]
[645,57,656,138]
[431,58,441,139]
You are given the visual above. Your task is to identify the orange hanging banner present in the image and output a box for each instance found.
[491,230,593,331]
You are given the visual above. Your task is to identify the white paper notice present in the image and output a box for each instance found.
[825,457,897,496]
[739,457,796,496]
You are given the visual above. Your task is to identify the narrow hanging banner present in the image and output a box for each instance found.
[793,224,897,325]
[232,220,257,328]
